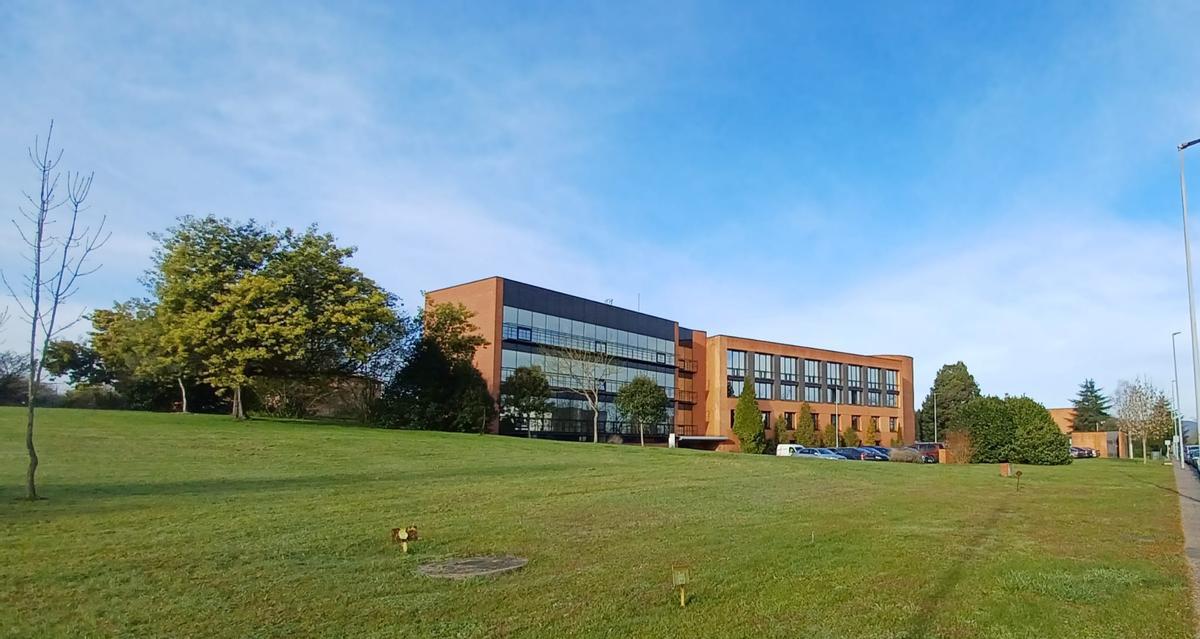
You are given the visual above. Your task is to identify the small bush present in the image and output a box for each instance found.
[944,431,975,464]
[606,434,624,445]
[889,448,923,463]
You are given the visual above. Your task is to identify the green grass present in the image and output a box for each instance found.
[1,408,1195,638]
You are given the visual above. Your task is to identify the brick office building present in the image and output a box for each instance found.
[426,276,915,451]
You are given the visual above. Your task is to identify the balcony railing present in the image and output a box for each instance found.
[678,358,697,373]
[676,389,697,404]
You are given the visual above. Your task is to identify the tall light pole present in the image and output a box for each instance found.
[1171,331,1184,468]
[933,387,939,443]
[1178,137,1200,468]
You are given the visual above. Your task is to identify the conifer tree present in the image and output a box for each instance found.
[843,419,861,447]
[794,402,817,446]
[1069,379,1112,432]
[732,380,765,453]
[864,416,881,446]
[917,362,981,440]
[773,413,792,446]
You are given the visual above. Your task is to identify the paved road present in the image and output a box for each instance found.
[1176,462,1200,637]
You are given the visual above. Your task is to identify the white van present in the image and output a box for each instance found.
[776,444,808,457]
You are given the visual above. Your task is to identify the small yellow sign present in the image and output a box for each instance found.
[672,565,690,587]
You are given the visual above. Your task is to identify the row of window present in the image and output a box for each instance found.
[503,323,675,367]
[501,349,675,394]
[729,380,898,406]
[503,305,675,358]
[738,411,899,433]
[502,395,675,436]
[730,350,899,391]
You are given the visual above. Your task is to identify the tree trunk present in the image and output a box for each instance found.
[1141,435,1147,464]
[639,423,644,447]
[177,377,189,413]
[25,292,40,501]
[592,398,599,443]
[232,385,246,420]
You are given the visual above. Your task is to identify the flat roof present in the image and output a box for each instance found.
[709,333,910,362]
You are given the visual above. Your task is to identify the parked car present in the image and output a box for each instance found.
[1070,446,1088,459]
[898,446,938,463]
[1186,445,1199,467]
[830,447,888,461]
[793,447,845,460]
[776,444,809,457]
[862,445,891,458]
[912,442,944,463]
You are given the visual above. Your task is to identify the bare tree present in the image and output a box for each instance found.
[2,122,108,500]
[1113,377,1172,463]
[546,345,616,443]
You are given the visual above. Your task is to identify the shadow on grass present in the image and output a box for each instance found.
[1120,470,1200,505]
[3,462,579,505]
[902,500,1009,638]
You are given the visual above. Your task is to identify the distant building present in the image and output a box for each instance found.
[1047,406,1126,458]
[426,276,916,451]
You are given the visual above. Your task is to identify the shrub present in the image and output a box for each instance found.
[944,430,975,464]
[606,433,624,445]
[889,448,924,463]
[959,396,1015,463]
[1010,409,1072,465]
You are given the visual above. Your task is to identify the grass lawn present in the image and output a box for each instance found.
[1,408,1195,638]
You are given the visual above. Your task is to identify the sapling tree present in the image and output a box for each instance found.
[614,374,669,447]
[2,122,108,500]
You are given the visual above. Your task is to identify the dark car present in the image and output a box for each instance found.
[831,447,888,461]
[1070,446,1088,459]
[862,446,891,459]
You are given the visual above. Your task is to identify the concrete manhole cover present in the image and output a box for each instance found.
[418,556,528,579]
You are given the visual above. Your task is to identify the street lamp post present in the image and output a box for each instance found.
[933,387,939,443]
[1171,331,1184,468]
[1178,137,1200,468]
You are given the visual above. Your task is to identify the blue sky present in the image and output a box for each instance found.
[2,1,1200,413]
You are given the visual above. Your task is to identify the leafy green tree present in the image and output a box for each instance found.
[917,362,981,441]
[379,338,495,431]
[773,413,792,447]
[1008,396,1070,465]
[615,375,669,447]
[732,379,765,453]
[959,396,1015,463]
[794,402,817,446]
[146,217,396,419]
[1069,379,1111,432]
[43,340,111,387]
[422,302,489,363]
[500,365,553,437]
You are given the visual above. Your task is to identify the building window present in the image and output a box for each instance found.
[755,381,772,400]
[804,359,821,384]
[885,392,898,407]
[730,410,735,428]
[867,367,881,389]
[847,365,862,386]
[728,379,744,397]
[825,387,842,403]
[851,415,861,431]
[811,413,820,430]
[516,327,532,341]
[867,390,881,406]
[760,411,771,427]
[784,412,795,429]
[753,353,773,380]
[780,357,798,382]
[727,350,746,377]
[849,389,862,405]
[826,362,841,383]
[780,385,797,401]
[830,414,839,429]
[805,386,820,402]
[889,417,897,432]
[885,369,898,392]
